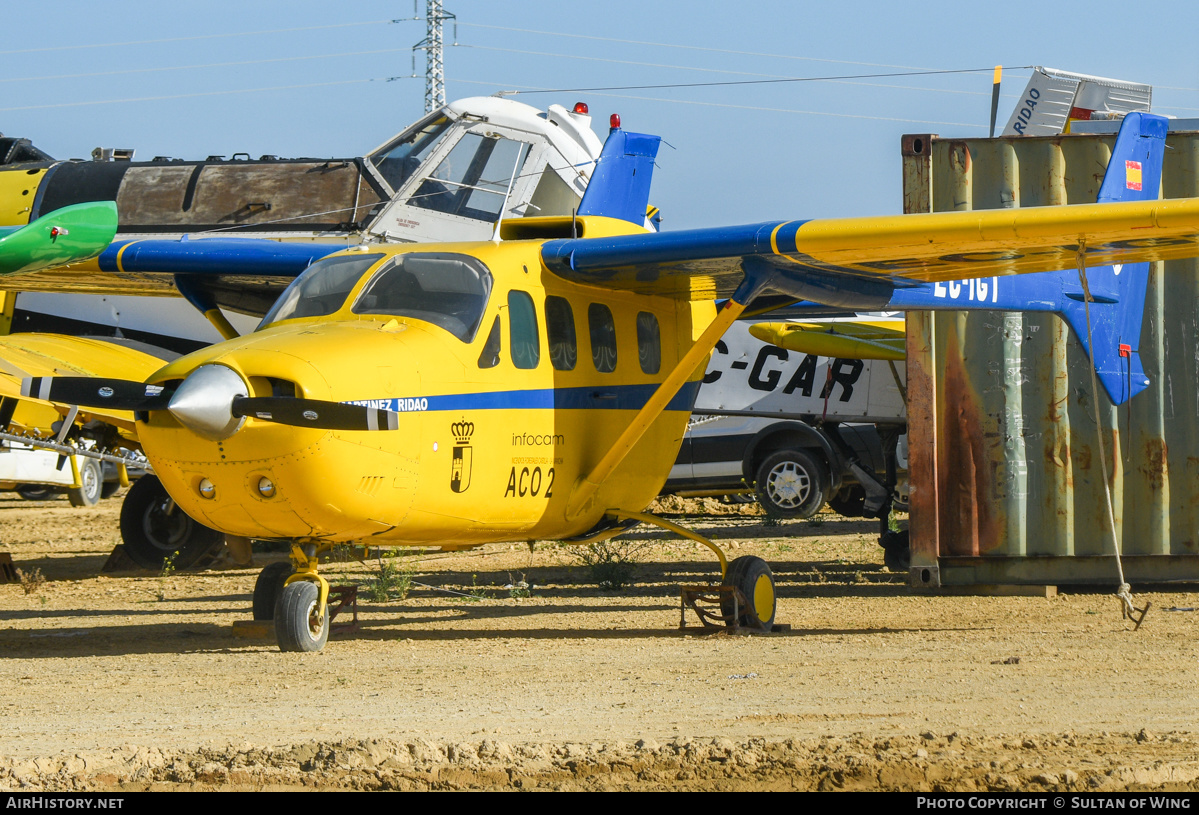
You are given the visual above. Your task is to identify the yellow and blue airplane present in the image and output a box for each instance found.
[6,115,1199,651]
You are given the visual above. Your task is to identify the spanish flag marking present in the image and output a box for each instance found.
[1126,160,1143,192]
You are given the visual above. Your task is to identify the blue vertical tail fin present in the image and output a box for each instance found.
[1056,111,1167,404]
[577,128,661,227]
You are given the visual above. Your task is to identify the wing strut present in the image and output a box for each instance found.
[565,263,774,520]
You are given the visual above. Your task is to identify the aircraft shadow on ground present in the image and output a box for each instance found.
[0,613,955,658]
[0,555,926,657]
[624,517,884,542]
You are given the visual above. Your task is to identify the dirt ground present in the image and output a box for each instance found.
[2,491,1198,792]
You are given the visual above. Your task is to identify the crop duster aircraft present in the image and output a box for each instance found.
[5,113,1199,651]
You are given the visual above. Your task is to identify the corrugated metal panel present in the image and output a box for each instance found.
[903,129,1199,587]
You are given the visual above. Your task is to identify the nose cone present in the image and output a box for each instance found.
[168,364,248,441]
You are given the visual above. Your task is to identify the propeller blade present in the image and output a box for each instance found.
[231,397,400,431]
[989,65,1002,138]
[21,376,173,411]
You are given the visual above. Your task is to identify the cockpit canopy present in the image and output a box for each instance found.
[259,251,493,343]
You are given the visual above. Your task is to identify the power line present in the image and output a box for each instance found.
[455,22,946,72]
[0,77,414,113]
[477,66,1031,97]
[0,49,411,85]
[456,43,1028,99]
[449,79,989,129]
[0,21,396,56]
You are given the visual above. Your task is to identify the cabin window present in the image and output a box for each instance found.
[544,295,576,371]
[409,132,530,221]
[477,316,501,369]
[352,252,493,342]
[259,253,384,328]
[508,290,540,370]
[588,303,617,373]
[637,312,661,374]
[369,114,452,193]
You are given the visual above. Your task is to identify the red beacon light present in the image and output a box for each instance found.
[572,102,589,114]
[609,113,621,130]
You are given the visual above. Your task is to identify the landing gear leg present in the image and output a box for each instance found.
[616,510,777,632]
[274,540,330,652]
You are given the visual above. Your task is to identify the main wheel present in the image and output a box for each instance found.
[754,449,827,520]
[275,580,329,652]
[67,458,103,508]
[118,475,225,570]
[720,555,776,631]
[253,561,293,620]
[100,481,122,500]
[827,485,866,518]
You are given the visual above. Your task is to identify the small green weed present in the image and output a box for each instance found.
[156,552,177,601]
[461,573,491,602]
[366,550,418,602]
[561,538,649,591]
[507,572,531,599]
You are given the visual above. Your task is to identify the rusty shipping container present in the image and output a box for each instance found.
[901,126,1199,587]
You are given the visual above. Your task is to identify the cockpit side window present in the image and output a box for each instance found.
[369,115,452,192]
[508,290,540,370]
[352,252,493,342]
[410,133,530,221]
[258,253,383,328]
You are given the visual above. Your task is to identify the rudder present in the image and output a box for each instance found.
[1056,112,1167,405]
[577,128,661,227]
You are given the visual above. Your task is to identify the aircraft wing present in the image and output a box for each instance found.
[0,202,117,276]
[749,320,907,361]
[0,334,170,437]
[540,198,1199,308]
[0,237,342,315]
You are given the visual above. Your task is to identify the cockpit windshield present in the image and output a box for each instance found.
[351,253,493,342]
[258,253,383,328]
[369,114,452,193]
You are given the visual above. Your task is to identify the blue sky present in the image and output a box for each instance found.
[3,1,1196,229]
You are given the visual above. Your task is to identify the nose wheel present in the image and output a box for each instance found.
[271,540,332,652]
[275,579,330,652]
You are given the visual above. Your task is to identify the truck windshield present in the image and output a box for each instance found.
[351,252,493,342]
[369,115,453,192]
[258,253,383,328]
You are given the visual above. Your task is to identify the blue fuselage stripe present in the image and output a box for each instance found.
[347,381,701,414]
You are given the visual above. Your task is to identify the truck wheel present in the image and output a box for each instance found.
[754,449,827,520]
[16,485,56,501]
[67,458,103,508]
[828,485,866,518]
[720,555,776,630]
[118,475,225,570]
[253,561,293,620]
[881,529,910,573]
